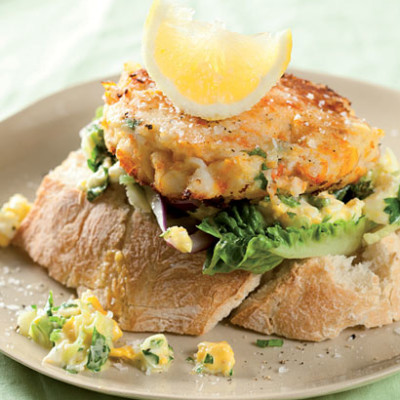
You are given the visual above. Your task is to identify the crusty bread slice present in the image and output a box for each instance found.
[13,150,261,335]
[14,150,400,341]
[231,233,400,341]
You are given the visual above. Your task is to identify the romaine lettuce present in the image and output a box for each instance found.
[198,202,369,275]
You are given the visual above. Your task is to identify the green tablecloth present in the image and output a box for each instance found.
[1,0,400,399]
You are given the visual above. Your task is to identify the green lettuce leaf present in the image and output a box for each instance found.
[267,218,368,259]
[198,202,369,275]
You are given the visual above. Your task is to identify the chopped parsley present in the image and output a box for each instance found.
[256,339,284,348]
[82,122,109,173]
[142,349,160,365]
[195,365,204,374]
[60,303,79,309]
[125,118,140,130]
[332,177,374,202]
[86,327,110,372]
[52,302,79,312]
[87,168,110,202]
[307,196,330,209]
[203,353,214,364]
[278,194,300,207]
[48,315,66,328]
[246,148,267,158]
[149,338,164,348]
[384,185,400,224]
[263,195,271,203]
[44,291,54,316]
[255,171,268,190]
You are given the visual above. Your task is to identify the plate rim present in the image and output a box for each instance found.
[2,341,400,400]
[1,69,400,400]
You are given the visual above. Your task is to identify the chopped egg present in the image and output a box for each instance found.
[0,194,31,247]
[17,290,173,375]
[161,226,193,253]
[320,195,364,223]
[85,165,109,190]
[364,167,400,225]
[110,334,174,374]
[193,341,235,377]
[378,148,399,174]
[256,147,400,230]
[108,161,125,183]
[258,192,363,229]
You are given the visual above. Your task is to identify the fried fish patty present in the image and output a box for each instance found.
[102,64,383,201]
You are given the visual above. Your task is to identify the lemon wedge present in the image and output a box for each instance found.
[142,0,292,120]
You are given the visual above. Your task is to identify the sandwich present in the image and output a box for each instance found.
[11,62,400,341]
[7,0,400,342]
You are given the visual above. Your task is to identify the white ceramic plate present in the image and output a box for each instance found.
[1,70,400,400]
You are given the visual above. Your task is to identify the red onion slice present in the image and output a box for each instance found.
[145,187,168,231]
[167,198,201,211]
[190,230,216,253]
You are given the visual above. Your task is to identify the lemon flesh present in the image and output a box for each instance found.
[142,0,292,120]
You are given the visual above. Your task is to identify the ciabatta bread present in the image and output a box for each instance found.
[14,150,400,341]
[13,151,261,335]
[231,233,400,341]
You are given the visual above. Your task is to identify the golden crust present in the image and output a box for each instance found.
[13,151,261,335]
[102,66,383,201]
[231,233,400,341]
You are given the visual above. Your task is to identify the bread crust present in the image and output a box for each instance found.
[13,151,260,335]
[231,233,400,341]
